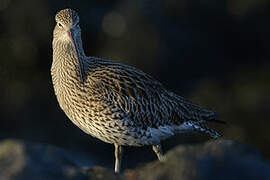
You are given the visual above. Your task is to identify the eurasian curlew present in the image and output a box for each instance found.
[51,8,223,174]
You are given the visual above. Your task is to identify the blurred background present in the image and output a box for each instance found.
[0,0,269,169]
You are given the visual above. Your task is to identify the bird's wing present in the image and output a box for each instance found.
[85,58,218,129]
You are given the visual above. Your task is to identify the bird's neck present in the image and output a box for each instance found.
[51,37,87,88]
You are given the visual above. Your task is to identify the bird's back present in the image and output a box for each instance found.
[77,57,220,143]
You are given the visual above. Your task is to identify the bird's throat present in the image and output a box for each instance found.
[52,38,86,84]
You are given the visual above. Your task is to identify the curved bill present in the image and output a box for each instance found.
[67,29,84,81]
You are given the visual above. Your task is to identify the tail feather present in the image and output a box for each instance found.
[185,121,221,139]
[202,112,226,124]
[175,95,224,124]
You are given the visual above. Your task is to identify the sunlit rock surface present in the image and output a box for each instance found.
[131,140,270,180]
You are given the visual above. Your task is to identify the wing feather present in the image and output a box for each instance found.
[85,58,218,129]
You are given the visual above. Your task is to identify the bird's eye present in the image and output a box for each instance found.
[58,23,63,27]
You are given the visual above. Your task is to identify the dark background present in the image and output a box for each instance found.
[0,0,269,169]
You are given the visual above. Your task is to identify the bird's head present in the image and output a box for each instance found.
[53,8,85,57]
[53,8,81,45]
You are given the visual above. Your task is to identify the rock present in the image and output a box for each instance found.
[130,140,270,180]
[0,139,270,180]
[0,139,92,180]
[83,167,122,180]
[0,139,121,180]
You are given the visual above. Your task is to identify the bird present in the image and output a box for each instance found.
[51,8,223,174]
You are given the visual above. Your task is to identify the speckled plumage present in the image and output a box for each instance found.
[51,9,222,173]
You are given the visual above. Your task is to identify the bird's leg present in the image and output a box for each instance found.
[152,144,166,162]
[114,144,123,174]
